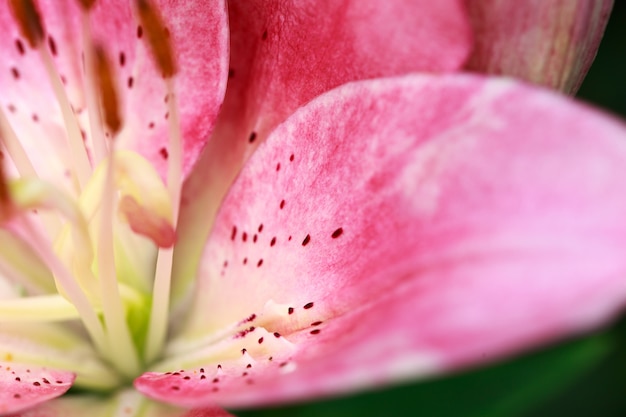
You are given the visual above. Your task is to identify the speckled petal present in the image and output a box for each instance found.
[0,361,74,415]
[10,388,234,417]
[174,0,472,309]
[145,74,626,408]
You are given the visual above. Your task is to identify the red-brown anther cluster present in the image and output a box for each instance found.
[8,0,44,48]
[135,0,177,78]
[0,159,11,220]
[94,45,123,135]
[76,0,97,11]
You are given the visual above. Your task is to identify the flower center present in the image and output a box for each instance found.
[0,0,183,389]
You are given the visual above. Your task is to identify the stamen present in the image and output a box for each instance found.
[0,107,37,178]
[0,108,62,237]
[38,42,93,190]
[76,0,97,10]
[8,0,44,48]
[135,0,177,78]
[91,47,140,375]
[93,45,122,135]
[97,152,141,377]
[9,0,92,189]
[138,0,183,363]
[0,229,56,295]
[16,217,107,355]
[144,79,183,365]
[164,79,182,218]
[79,8,108,164]
[0,157,10,216]
[145,246,174,363]
[0,294,79,322]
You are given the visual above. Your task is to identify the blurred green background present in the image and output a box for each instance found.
[234,3,626,417]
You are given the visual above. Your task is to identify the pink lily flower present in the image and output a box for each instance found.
[0,0,623,416]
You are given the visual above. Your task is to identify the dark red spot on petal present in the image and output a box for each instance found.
[288,307,294,314]
[15,39,25,55]
[310,329,321,335]
[159,147,168,159]
[248,131,257,143]
[48,36,57,56]
[332,228,344,238]
[302,234,311,246]
[304,302,314,309]
[280,200,285,209]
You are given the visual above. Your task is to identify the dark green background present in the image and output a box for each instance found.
[234,3,626,417]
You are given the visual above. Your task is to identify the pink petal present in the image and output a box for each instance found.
[145,74,626,408]
[182,408,235,417]
[0,0,228,184]
[10,390,234,417]
[465,0,613,94]
[0,361,74,415]
[174,0,472,306]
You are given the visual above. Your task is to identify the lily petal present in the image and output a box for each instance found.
[144,74,626,408]
[174,0,473,310]
[465,0,613,94]
[0,0,228,187]
[0,361,74,415]
[11,388,234,417]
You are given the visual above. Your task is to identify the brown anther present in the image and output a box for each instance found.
[9,0,45,48]
[93,45,122,135]
[0,158,13,221]
[76,0,97,11]
[135,0,177,77]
